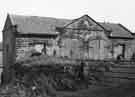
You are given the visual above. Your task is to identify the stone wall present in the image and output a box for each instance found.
[15,38,57,60]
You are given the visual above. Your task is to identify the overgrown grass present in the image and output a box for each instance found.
[2,56,135,97]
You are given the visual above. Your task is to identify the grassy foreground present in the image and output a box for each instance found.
[1,56,135,97]
[1,82,135,97]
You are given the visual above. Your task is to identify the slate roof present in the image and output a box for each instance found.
[100,23,133,38]
[9,14,71,34]
[5,14,133,39]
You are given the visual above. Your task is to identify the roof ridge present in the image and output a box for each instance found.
[8,13,71,21]
[63,14,108,31]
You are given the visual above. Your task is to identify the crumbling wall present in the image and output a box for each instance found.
[16,37,57,60]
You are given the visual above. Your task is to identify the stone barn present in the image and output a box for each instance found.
[2,14,134,83]
[56,15,134,60]
[2,14,70,83]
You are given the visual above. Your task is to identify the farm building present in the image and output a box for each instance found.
[2,14,135,83]
[56,15,134,60]
[2,14,135,65]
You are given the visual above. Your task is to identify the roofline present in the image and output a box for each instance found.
[85,15,109,31]
[63,15,109,32]
[2,14,12,32]
[3,14,134,40]
[108,36,134,39]
[118,23,134,37]
[16,30,59,35]
[15,32,58,38]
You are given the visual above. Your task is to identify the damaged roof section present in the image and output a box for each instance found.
[3,14,134,39]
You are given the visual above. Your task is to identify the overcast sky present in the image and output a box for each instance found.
[0,0,135,41]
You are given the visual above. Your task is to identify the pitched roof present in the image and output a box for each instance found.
[63,15,106,31]
[9,14,71,34]
[100,23,133,38]
[5,14,133,38]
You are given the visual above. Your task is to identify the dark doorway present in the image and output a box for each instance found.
[42,43,46,55]
[121,44,126,58]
